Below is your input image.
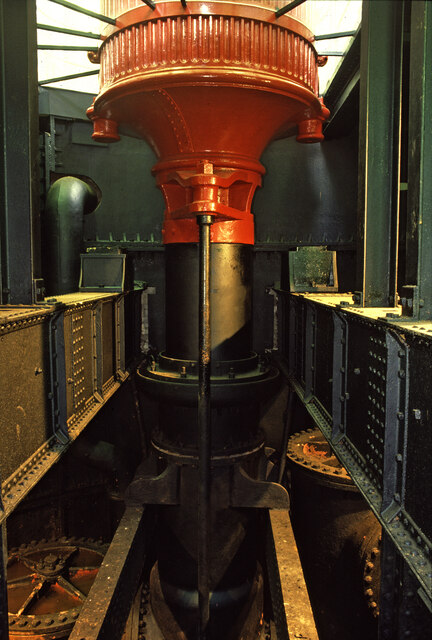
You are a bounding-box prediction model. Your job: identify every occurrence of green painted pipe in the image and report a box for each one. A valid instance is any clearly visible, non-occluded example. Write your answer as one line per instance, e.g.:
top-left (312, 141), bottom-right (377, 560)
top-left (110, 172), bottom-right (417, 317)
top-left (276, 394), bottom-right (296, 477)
top-left (44, 176), bottom-right (98, 295)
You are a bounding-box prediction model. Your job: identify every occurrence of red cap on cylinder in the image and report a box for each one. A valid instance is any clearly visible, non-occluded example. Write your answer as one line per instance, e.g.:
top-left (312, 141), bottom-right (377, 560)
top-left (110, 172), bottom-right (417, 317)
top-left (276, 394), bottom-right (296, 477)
top-left (89, 1), bottom-right (330, 243)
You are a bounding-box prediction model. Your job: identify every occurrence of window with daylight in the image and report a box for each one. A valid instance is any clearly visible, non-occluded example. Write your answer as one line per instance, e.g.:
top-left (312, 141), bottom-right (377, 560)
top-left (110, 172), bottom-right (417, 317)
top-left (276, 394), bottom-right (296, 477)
top-left (37, 0), bottom-right (362, 95)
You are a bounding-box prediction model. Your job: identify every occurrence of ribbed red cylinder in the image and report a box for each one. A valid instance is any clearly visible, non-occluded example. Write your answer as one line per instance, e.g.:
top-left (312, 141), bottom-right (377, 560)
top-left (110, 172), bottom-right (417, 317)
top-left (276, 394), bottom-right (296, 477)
top-left (99, 11), bottom-right (319, 96)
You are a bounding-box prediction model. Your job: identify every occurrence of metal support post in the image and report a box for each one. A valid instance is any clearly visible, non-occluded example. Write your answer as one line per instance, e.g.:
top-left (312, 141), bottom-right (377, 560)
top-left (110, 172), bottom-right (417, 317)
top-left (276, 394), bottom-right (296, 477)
top-left (47, 0), bottom-right (115, 25)
top-left (69, 506), bottom-right (150, 640)
top-left (197, 214), bottom-right (213, 638)
top-left (0, 0), bottom-right (41, 303)
top-left (0, 490), bottom-right (9, 640)
top-left (37, 23), bottom-right (101, 39)
top-left (275, 0), bottom-right (306, 19)
top-left (356, 1), bottom-right (404, 307)
top-left (38, 70), bottom-right (99, 86)
top-left (404, 1), bottom-right (432, 320)
top-left (277, 388), bottom-right (294, 484)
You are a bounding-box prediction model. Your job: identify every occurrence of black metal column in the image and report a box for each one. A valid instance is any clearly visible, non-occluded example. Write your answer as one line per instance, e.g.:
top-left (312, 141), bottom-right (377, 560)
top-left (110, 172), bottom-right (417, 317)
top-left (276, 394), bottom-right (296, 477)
top-left (356, 0), bottom-right (404, 307)
top-left (69, 506), bottom-right (149, 640)
top-left (197, 214), bottom-right (213, 638)
top-left (0, 0), bottom-right (40, 304)
top-left (0, 490), bottom-right (8, 640)
top-left (403, 1), bottom-right (432, 320)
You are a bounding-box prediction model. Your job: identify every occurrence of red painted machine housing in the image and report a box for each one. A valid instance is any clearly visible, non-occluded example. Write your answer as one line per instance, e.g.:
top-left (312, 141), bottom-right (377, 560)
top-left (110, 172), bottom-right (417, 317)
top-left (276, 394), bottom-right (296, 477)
top-left (88, 1), bottom-right (329, 244)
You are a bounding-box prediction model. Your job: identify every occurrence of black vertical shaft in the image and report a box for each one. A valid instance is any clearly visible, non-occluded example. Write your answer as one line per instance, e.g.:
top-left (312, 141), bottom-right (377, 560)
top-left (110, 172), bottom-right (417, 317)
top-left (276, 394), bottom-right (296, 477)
top-left (197, 214), bottom-right (213, 638)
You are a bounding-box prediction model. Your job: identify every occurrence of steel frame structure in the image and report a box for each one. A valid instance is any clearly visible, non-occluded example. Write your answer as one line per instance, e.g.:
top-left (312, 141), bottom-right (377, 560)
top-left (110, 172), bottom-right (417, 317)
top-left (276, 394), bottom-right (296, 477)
top-left (0, 1), bottom-right (431, 639)
top-left (280, 2), bottom-right (432, 637)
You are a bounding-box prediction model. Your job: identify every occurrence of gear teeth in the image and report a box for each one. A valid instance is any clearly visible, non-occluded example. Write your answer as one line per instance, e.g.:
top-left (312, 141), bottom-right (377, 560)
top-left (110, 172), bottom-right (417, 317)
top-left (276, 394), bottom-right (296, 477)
top-left (7, 538), bottom-right (106, 636)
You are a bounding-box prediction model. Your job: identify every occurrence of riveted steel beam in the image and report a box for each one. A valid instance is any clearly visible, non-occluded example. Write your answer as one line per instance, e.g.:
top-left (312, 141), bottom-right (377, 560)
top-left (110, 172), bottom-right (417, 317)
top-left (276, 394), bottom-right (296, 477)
top-left (0, 491), bottom-right (8, 640)
top-left (404, 1), bottom-right (432, 320)
top-left (69, 506), bottom-right (152, 640)
top-left (357, 1), bottom-right (404, 307)
top-left (0, 0), bottom-right (40, 303)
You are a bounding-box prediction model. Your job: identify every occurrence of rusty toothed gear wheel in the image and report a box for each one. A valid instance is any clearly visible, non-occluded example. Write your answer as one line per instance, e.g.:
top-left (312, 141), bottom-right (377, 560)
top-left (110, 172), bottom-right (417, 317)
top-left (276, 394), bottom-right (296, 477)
top-left (7, 537), bottom-right (108, 638)
top-left (286, 428), bottom-right (356, 490)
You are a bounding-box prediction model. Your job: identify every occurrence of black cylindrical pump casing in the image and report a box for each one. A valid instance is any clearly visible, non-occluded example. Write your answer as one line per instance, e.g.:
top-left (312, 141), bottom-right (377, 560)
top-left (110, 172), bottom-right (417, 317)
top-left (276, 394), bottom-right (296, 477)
top-left (138, 240), bottom-right (278, 639)
top-left (165, 243), bottom-right (252, 362)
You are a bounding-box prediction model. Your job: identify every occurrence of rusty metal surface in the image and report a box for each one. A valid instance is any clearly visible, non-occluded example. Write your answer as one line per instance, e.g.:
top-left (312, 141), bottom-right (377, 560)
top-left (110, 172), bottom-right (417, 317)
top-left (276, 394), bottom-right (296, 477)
top-left (1, 374), bottom-right (128, 524)
top-left (287, 429), bottom-right (380, 640)
top-left (68, 506), bottom-right (150, 640)
top-left (0, 306), bottom-right (52, 326)
top-left (0, 320), bottom-right (51, 481)
top-left (286, 428), bottom-right (356, 490)
top-left (284, 292), bottom-right (432, 612)
top-left (7, 538), bottom-right (107, 638)
top-left (0, 291), bottom-right (137, 522)
top-left (0, 497), bottom-right (8, 640)
top-left (102, 300), bottom-right (115, 385)
top-left (267, 510), bottom-right (319, 640)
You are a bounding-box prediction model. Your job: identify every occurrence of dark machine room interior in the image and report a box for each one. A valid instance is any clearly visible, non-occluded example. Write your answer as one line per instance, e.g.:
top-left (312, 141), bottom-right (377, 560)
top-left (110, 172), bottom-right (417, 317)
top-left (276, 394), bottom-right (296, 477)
top-left (0, 1), bottom-right (431, 638)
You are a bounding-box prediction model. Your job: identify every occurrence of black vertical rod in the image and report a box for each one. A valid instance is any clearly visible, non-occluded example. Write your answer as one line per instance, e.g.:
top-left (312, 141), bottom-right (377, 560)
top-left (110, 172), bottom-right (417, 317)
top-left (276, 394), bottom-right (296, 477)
top-left (197, 213), bottom-right (213, 638)
top-left (47, 0), bottom-right (116, 25)
top-left (278, 387), bottom-right (294, 485)
top-left (275, 0), bottom-right (306, 19)
top-left (0, 503), bottom-right (9, 640)
top-left (0, 0), bottom-right (40, 304)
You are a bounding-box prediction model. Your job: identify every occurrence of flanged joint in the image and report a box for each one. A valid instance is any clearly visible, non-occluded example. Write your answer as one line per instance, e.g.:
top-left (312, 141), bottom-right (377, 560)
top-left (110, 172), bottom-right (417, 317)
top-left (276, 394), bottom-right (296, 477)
top-left (296, 98), bottom-right (330, 144)
top-left (86, 99), bottom-right (120, 143)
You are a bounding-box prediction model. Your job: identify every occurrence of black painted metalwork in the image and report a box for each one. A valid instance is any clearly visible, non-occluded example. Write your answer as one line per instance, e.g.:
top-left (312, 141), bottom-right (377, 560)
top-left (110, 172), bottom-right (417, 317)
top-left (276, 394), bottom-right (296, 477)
top-left (230, 467), bottom-right (289, 510)
top-left (404, 1), bottom-right (432, 320)
top-left (0, 0), bottom-right (40, 304)
top-left (165, 244), bottom-right (252, 361)
top-left (357, 1), bottom-right (404, 307)
top-left (277, 388), bottom-right (294, 484)
top-left (314, 30), bottom-right (356, 41)
top-left (323, 30), bottom-right (360, 139)
top-left (37, 23), bottom-right (101, 39)
top-left (136, 232), bottom-right (284, 639)
top-left (37, 44), bottom-right (99, 51)
top-left (282, 291), bottom-right (432, 635)
top-left (0, 293), bottom-right (139, 524)
top-left (275, 0), bottom-right (306, 19)
top-left (38, 69), bottom-right (99, 86)
top-left (47, 0), bottom-right (116, 25)
top-left (0, 486), bottom-right (8, 640)
top-left (331, 310), bottom-right (348, 441)
top-left (48, 311), bottom-right (68, 442)
top-left (197, 215), bottom-right (213, 638)
top-left (68, 506), bottom-right (150, 640)
top-left (141, 0), bottom-right (156, 8)
top-left (44, 176), bottom-right (98, 295)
